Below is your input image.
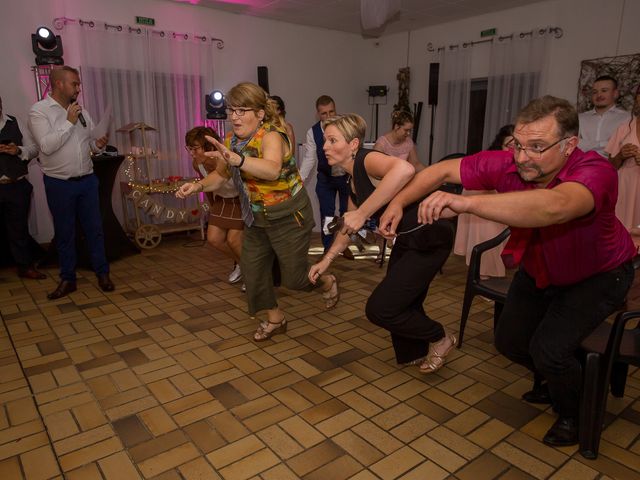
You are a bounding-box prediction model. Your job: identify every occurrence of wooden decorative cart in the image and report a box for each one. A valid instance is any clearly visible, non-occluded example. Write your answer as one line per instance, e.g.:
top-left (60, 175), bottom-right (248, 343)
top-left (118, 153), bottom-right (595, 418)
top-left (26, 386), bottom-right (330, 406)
top-left (117, 122), bottom-right (205, 249)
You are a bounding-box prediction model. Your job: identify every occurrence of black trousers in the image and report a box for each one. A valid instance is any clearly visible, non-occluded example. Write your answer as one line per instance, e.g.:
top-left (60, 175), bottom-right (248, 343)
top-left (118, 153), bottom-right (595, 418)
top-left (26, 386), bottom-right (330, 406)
top-left (0, 179), bottom-right (33, 268)
top-left (366, 219), bottom-right (455, 364)
top-left (495, 262), bottom-right (634, 418)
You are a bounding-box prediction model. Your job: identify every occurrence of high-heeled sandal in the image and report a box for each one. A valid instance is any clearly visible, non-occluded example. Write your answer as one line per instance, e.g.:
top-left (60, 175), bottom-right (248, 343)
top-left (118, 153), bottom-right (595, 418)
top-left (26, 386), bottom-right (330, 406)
top-left (402, 357), bottom-right (425, 367)
top-left (419, 334), bottom-right (457, 374)
top-left (253, 317), bottom-right (287, 342)
top-left (322, 274), bottom-right (339, 310)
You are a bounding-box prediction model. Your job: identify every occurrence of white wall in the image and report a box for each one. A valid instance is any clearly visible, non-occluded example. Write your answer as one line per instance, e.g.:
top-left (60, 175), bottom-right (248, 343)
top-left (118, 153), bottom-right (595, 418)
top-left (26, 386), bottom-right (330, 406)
top-left (355, 0), bottom-right (640, 163)
top-left (2, 0), bottom-right (639, 242)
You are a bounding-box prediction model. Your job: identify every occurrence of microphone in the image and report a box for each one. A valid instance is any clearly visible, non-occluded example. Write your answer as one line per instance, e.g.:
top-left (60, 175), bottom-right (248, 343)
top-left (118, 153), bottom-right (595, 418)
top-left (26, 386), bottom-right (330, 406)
top-left (78, 112), bottom-right (87, 128)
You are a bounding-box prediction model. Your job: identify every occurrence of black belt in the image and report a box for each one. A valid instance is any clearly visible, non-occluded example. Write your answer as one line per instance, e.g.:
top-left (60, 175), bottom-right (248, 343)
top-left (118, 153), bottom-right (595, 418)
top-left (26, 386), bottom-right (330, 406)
top-left (67, 173), bottom-right (93, 181)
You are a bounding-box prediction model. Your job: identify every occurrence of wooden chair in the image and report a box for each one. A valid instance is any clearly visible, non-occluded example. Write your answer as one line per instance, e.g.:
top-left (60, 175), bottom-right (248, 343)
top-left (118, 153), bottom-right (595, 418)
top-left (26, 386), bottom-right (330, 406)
top-left (458, 227), bottom-right (511, 347)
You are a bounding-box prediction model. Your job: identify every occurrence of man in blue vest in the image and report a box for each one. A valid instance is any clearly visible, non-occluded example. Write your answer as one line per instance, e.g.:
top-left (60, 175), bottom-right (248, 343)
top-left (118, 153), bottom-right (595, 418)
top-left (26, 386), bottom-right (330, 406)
top-left (299, 95), bottom-right (350, 253)
top-left (0, 96), bottom-right (45, 279)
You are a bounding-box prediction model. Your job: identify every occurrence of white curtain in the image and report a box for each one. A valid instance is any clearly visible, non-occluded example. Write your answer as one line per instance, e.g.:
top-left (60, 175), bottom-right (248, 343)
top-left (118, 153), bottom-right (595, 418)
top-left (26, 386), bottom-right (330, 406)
top-left (483, 31), bottom-right (550, 147)
top-left (60, 20), bottom-right (216, 222)
top-left (433, 46), bottom-right (472, 162)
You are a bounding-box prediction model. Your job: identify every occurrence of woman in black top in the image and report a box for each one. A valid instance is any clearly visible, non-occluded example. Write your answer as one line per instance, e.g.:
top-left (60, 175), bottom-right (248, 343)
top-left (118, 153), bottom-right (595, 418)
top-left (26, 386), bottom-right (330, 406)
top-left (309, 113), bottom-right (457, 374)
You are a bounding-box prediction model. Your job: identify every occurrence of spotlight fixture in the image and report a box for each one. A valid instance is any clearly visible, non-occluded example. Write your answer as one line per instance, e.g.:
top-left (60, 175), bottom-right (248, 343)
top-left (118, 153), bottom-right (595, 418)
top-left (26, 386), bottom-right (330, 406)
top-left (205, 90), bottom-right (226, 120)
top-left (31, 26), bottom-right (64, 65)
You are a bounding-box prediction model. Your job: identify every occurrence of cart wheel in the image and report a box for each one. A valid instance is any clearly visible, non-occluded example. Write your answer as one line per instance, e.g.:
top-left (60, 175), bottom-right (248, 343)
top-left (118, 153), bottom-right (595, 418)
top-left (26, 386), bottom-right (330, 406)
top-left (135, 224), bottom-right (162, 249)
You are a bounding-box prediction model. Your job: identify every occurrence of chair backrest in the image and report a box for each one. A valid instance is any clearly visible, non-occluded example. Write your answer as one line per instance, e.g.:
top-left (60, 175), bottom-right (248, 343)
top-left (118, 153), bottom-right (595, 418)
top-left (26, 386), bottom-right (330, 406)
top-left (469, 227), bottom-right (511, 284)
top-left (437, 153), bottom-right (466, 195)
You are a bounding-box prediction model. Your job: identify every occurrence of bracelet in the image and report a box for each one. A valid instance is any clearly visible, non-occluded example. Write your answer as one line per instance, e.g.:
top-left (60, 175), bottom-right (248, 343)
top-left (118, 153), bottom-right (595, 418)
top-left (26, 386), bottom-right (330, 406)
top-left (237, 152), bottom-right (245, 168)
top-left (195, 181), bottom-right (204, 192)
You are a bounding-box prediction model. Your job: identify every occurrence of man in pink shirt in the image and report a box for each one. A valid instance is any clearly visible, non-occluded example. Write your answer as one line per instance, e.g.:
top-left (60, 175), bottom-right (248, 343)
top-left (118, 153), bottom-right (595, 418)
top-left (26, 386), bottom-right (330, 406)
top-left (380, 95), bottom-right (635, 447)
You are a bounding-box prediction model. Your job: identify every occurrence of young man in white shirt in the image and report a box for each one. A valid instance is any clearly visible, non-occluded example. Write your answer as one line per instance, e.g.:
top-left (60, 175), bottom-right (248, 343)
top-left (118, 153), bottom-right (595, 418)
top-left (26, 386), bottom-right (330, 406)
top-left (578, 75), bottom-right (628, 157)
top-left (29, 66), bottom-right (114, 299)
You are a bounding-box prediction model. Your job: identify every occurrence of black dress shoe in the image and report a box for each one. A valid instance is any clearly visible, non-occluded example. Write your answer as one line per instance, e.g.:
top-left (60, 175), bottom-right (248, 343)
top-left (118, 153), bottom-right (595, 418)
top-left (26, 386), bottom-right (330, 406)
top-left (543, 417), bottom-right (578, 446)
top-left (522, 382), bottom-right (552, 404)
top-left (47, 280), bottom-right (77, 300)
top-left (18, 267), bottom-right (47, 280)
top-left (97, 274), bottom-right (115, 292)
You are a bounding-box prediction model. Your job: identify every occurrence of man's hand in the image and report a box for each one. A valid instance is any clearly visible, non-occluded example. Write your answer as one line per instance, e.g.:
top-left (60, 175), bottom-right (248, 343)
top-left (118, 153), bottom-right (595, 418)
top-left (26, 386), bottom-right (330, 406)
top-left (67, 102), bottom-right (82, 125)
top-left (417, 191), bottom-right (469, 224)
top-left (0, 143), bottom-right (19, 156)
top-left (95, 135), bottom-right (109, 150)
top-left (378, 202), bottom-right (403, 238)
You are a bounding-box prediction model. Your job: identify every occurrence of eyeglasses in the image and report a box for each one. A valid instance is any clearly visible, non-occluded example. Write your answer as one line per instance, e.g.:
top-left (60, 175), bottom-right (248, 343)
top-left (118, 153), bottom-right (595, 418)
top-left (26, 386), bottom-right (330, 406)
top-left (184, 145), bottom-right (203, 153)
top-left (225, 107), bottom-right (254, 117)
top-left (512, 136), bottom-right (571, 159)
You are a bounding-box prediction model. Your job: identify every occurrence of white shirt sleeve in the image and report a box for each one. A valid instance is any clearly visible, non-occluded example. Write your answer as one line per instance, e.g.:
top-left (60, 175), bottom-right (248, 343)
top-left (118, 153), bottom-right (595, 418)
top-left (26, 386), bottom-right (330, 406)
top-left (14, 118), bottom-right (39, 161)
top-left (298, 127), bottom-right (317, 182)
top-left (28, 105), bottom-right (74, 156)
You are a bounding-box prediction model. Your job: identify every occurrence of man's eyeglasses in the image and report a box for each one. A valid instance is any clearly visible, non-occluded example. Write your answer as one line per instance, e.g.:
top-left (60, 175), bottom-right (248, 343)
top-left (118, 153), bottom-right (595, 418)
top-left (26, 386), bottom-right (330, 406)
top-left (226, 107), bottom-right (254, 117)
top-left (512, 136), bottom-right (571, 159)
top-left (185, 145), bottom-right (203, 153)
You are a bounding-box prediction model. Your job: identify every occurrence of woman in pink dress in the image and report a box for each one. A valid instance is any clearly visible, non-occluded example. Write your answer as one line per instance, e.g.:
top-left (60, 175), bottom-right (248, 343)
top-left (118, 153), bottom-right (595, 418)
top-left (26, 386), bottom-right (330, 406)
top-left (606, 86), bottom-right (640, 231)
top-left (453, 125), bottom-right (514, 278)
top-left (374, 110), bottom-right (424, 172)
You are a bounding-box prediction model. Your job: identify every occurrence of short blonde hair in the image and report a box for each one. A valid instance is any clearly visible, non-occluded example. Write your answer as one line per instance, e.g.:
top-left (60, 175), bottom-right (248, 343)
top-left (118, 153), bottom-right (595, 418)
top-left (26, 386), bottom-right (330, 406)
top-left (323, 114), bottom-right (367, 146)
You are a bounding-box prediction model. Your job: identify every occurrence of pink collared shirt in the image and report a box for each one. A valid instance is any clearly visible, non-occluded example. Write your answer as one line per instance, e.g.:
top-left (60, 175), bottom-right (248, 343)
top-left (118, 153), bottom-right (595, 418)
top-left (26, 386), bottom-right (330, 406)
top-left (460, 149), bottom-right (635, 286)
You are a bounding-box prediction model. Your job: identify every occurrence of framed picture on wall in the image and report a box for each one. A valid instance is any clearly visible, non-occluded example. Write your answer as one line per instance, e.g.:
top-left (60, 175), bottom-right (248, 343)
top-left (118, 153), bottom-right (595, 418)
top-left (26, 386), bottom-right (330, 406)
top-left (577, 53), bottom-right (640, 112)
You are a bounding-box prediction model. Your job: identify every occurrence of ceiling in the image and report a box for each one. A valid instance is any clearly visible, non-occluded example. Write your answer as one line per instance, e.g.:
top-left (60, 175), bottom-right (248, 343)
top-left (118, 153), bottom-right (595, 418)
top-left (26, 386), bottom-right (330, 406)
top-left (172, 0), bottom-right (545, 36)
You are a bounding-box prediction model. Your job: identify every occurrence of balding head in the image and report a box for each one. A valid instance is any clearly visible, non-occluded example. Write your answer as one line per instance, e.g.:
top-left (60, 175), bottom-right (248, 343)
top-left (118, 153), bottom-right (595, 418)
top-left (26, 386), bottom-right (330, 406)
top-left (49, 66), bottom-right (81, 107)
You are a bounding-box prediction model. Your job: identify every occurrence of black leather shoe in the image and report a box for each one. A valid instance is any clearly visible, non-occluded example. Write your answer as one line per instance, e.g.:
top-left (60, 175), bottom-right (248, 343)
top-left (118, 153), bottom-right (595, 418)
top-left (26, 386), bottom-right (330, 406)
top-left (543, 417), bottom-right (578, 446)
top-left (522, 382), bottom-right (552, 404)
top-left (18, 267), bottom-right (47, 280)
top-left (97, 274), bottom-right (115, 292)
top-left (47, 280), bottom-right (77, 300)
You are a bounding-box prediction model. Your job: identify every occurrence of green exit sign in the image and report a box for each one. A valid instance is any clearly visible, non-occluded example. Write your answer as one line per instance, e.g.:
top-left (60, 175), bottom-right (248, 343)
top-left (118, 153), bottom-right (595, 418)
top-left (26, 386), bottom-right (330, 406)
top-left (136, 16), bottom-right (155, 26)
top-left (481, 28), bottom-right (497, 37)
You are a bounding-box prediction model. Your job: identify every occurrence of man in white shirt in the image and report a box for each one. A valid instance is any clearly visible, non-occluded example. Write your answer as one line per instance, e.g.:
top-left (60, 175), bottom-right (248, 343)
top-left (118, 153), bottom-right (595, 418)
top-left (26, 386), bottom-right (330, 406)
top-left (29, 66), bottom-right (114, 299)
top-left (0, 96), bottom-right (45, 279)
top-left (578, 75), bottom-right (628, 157)
top-left (298, 95), bottom-right (350, 253)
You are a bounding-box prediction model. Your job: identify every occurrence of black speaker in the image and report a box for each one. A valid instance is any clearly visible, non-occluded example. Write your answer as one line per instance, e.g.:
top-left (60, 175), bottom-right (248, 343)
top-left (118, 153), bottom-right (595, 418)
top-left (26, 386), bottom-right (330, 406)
top-left (428, 63), bottom-right (440, 106)
top-left (257, 66), bottom-right (269, 93)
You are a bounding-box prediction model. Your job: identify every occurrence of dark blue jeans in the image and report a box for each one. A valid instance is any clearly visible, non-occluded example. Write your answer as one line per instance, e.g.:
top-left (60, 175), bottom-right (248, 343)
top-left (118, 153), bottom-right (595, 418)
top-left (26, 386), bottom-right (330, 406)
top-left (495, 262), bottom-right (634, 418)
top-left (44, 174), bottom-right (109, 281)
top-left (315, 172), bottom-right (349, 250)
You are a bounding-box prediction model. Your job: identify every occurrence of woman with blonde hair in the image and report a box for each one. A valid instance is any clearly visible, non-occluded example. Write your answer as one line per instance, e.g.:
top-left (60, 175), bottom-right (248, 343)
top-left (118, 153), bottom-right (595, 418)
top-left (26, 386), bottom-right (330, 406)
top-left (178, 82), bottom-right (338, 341)
top-left (309, 114), bottom-right (457, 374)
top-left (374, 110), bottom-right (424, 172)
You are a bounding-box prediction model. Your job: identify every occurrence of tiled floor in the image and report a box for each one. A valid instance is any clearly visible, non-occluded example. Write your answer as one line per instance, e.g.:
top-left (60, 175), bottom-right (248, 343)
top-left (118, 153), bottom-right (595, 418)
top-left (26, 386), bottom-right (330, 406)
top-left (1, 233), bottom-right (639, 480)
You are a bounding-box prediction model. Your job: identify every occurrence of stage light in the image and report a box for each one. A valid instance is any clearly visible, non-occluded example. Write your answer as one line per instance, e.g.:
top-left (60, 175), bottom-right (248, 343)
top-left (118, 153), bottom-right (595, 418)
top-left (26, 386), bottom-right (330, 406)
top-left (205, 90), bottom-right (226, 120)
top-left (31, 26), bottom-right (64, 65)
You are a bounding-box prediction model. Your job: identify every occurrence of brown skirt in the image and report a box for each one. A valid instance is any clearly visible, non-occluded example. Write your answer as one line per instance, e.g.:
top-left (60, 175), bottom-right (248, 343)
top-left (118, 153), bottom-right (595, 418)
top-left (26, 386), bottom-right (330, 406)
top-left (208, 195), bottom-right (244, 230)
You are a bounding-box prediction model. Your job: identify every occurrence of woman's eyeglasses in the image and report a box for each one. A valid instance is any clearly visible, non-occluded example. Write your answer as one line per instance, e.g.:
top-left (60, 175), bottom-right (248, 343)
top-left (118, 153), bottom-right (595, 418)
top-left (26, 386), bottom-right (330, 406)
top-left (226, 107), bottom-right (254, 117)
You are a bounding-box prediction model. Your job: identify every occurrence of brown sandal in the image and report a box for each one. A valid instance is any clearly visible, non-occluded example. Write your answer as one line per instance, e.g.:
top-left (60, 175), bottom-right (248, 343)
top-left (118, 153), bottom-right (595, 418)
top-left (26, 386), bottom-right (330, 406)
top-left (322, 274), bottom-right (339, 310)
top-left (419, 334), bottom-right (457, 374)
top-left (253, 318), bottom-right (287, 342)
